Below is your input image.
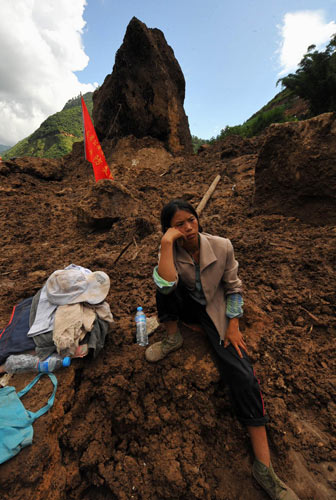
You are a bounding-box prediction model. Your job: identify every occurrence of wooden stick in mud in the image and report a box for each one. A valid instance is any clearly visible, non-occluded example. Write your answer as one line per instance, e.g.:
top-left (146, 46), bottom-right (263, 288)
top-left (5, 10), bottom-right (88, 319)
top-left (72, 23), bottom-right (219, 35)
top-left (196, 174), bottom-right (221, 215)
top-left (112, 239), bottom-right (134, 265)
top-left (300, 306), bottom-right (323, 324)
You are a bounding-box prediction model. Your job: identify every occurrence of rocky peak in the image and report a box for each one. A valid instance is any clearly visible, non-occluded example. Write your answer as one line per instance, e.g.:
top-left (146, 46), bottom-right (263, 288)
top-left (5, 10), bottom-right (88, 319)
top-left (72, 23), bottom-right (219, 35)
top-left (92, 17), bottom-right (193, 155)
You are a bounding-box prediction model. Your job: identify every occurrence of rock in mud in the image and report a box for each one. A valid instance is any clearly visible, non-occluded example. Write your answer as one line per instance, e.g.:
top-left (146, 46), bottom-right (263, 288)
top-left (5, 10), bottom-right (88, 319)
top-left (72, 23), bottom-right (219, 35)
top-left (76, 180), bottom-right (140, 229)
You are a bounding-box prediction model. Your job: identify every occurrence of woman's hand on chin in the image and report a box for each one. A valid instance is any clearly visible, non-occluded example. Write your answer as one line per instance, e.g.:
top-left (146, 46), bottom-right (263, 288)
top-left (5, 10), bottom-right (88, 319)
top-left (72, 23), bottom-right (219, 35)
top-left (161, 227), bottom-right (185, 245)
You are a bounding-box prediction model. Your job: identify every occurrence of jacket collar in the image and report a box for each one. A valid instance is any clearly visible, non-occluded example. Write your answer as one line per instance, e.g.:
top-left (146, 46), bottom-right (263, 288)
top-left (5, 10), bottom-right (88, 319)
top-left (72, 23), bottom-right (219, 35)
top-left (199, 233), bottom-right (217, 271)
top-left (175, 233), bottom-right (217, 271)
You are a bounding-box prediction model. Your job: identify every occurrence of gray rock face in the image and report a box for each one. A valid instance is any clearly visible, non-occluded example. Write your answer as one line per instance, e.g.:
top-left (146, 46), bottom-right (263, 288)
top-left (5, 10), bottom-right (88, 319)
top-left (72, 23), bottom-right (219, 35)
top-left (92, 17), bottom-right (193, 155)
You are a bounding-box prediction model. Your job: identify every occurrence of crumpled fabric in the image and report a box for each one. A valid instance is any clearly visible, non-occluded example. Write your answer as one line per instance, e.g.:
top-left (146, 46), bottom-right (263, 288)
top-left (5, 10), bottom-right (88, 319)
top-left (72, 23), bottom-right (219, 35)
top-left (27, 285), bottom-right (57, 337)
top-left (84, 301), bottom-right (114, 325)
top-left (33, 318), bottom-right (110, 360)
top-left (52, 301), bottom-right (113, 356)
top-left (30, 287), bottom-right (113, 359)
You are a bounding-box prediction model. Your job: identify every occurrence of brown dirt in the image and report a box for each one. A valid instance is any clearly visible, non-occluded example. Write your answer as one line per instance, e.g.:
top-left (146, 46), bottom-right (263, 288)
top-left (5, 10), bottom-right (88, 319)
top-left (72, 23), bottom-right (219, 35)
top-left (0, 132), bottom-right (335, 500)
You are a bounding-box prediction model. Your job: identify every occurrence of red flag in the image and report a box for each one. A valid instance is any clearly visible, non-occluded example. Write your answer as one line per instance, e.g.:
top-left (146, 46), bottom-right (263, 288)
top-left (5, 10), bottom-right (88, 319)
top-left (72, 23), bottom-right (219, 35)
top-left (81, 96), bottom-right (113, 181)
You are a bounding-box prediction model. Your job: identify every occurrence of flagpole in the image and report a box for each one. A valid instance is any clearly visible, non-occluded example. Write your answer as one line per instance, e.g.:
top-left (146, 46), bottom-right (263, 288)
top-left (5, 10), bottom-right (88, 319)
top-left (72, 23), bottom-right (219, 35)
top-left (80, 93), bottom-right (87, 162)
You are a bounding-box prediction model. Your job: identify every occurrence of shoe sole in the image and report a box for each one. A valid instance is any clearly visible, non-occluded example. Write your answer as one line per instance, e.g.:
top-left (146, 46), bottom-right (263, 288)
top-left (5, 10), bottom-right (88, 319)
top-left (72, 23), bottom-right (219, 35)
top-left (252, 469), bottom-right (275, 499)
top-left (146, 340), bottom-right (183, 363)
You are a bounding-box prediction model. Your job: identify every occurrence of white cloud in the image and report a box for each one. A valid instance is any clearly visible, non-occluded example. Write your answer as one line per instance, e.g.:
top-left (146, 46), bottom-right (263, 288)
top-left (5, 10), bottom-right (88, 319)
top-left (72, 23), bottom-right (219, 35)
top-left (0, 0), bottom-right (96, 146)
top-left (277, 10), bottom-right (336, 76)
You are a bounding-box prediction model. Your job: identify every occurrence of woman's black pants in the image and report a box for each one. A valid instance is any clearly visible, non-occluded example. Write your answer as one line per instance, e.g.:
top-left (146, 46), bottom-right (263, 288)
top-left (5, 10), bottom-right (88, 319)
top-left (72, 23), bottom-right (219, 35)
top-left (156, 283), bottom-right (268, 427)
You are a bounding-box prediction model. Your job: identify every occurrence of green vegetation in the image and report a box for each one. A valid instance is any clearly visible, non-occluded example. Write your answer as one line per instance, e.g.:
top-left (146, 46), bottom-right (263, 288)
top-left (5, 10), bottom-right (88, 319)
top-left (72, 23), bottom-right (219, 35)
top-left (206, 35), bottom-right (336, 146)
top-left (277, 34), bottom-right (336, 115)
top-left (62, 91), bottom-right (95, 111)
top-left (191, 135), bottom-right (207, 153)
top-left (209, 104), bottom-right (297, 143)
top-left (3, 92), bottom-right (93, 160)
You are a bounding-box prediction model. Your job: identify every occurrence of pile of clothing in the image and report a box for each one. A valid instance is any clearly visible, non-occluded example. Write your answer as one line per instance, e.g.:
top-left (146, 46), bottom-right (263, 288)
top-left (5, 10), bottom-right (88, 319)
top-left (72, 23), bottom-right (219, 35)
top-left (0, 264), bottom-right (114, 365)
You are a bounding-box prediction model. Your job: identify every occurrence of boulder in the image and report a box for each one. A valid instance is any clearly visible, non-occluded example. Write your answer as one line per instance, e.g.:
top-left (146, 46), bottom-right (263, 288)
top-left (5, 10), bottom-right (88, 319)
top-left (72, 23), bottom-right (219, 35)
top-left (197, 144), bottom-right (210, 154)
top-left (92, 17), bottom-right (193, 155)
top-left (253, 113), bottom-right (336, 224)
top-left (77, 180), bottom-right (139, 229)
top-left (220, 135), bottom-right (256, 159)
top-left (76, 180), bottom-right (156, 242)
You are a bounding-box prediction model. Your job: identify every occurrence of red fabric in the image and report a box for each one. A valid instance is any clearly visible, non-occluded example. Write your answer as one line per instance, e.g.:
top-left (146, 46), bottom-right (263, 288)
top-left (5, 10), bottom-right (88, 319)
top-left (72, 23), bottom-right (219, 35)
top-left (81, 97), bottom-right (113, 181)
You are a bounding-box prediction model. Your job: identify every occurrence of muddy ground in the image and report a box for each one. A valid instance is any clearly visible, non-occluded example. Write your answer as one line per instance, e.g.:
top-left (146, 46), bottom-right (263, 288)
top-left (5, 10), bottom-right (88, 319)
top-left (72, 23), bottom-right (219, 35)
top-left (0, 134), bottom-right (335, 500)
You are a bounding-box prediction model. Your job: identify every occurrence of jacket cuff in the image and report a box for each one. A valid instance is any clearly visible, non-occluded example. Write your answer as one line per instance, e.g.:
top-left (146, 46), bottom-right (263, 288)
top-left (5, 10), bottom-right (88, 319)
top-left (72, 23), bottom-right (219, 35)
top-left (153, 266), bottom-right (176, 294)
top-left (226, 293), bottom-right (244, 318)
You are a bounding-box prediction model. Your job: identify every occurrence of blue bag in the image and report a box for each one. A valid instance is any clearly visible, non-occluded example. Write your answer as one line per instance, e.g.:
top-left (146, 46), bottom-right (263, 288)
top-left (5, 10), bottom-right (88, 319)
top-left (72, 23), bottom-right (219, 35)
top-left (0, 296), bottom-right (35, 364)
top-left (0, 373), bottom-right (57, 464)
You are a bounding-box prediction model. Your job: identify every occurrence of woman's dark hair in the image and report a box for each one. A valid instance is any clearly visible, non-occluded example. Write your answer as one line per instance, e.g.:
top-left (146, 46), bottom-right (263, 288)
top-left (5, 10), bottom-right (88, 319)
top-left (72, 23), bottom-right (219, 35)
top-left (160, 199), bottom-right (203, 233)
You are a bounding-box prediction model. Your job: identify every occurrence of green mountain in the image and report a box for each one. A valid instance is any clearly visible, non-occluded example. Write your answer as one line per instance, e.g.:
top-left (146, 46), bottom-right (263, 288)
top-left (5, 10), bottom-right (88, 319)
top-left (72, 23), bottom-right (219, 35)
top-left (207, 89), bottom-right (308, 144)
top-left (2, 92), bottom-right (93, 160)
top-left (2, 88), bottom-right (307, 159)
top-left (206, 37), bottom-right (336, 144)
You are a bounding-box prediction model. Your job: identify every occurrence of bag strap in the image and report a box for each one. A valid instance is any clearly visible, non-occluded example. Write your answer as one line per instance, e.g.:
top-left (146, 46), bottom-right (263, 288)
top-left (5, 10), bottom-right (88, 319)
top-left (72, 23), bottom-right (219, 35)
top-left (17, 373), bottom-right (58, 421)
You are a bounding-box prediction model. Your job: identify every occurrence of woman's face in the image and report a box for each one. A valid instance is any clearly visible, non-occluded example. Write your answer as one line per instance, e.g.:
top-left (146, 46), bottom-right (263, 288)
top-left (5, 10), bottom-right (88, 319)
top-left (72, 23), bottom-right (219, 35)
top-left (170, 209), bottom-right (199, 246)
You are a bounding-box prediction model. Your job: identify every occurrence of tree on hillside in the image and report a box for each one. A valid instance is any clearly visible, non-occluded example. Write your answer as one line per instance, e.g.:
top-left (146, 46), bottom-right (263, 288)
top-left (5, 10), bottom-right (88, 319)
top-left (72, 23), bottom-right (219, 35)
top-left (191, 135), bottom-right (208, 153)
top-left (277, 34), bottom-right (336, 115)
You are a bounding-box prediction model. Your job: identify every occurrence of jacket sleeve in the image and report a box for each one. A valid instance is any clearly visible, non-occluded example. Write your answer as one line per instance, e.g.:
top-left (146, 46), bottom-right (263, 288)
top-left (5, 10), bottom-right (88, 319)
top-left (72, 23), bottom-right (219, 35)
top-left (153, 265), bottom-right (177, 294)
top-left (153, 247), bottom-right (178, 295)
top-left (226, 293), bottom-right (244, 318)
top-left (222, 239), bottom-right (243, 295)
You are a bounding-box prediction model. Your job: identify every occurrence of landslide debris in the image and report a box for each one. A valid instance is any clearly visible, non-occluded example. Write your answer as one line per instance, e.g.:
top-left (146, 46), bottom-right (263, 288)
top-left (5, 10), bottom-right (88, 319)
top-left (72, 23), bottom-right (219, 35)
top-left (0, 16), bottom-right (335, 500)
top-left (0, 123), bottom-right (335, 500)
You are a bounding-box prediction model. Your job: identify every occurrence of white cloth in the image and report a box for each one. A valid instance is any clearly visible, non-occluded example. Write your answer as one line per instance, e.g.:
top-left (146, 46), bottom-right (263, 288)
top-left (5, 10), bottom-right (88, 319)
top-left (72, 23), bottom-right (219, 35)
top-left (27, 285), bottom-right (57, 337)
top-left (27, 264), bottom-right (94, 337)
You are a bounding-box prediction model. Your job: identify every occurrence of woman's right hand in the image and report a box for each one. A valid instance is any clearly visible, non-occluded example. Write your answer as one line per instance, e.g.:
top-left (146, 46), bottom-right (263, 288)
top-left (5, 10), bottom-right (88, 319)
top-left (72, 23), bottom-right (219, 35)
top-left (158, 228), bottom-right (183, 282)
top-left (161, 227), bottom-right (184, 245)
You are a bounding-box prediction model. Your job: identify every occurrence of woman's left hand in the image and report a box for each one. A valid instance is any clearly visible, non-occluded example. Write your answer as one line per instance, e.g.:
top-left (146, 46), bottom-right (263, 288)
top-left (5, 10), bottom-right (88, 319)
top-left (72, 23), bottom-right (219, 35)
top-left (224, 318), bottom-right (248, 358)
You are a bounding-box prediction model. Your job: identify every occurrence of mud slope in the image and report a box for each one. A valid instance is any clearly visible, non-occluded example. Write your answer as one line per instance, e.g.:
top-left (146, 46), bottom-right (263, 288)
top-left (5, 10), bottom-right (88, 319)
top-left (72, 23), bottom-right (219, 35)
top-left (0, 133), bottom-right (335, 500)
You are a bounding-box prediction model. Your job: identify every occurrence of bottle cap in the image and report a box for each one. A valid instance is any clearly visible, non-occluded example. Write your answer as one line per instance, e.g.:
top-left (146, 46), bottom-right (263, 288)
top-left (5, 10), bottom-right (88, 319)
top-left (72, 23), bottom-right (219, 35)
top-left (62, 357), bottom-right (71, 367)
top-left (137, 306), bottom-right (143, 311)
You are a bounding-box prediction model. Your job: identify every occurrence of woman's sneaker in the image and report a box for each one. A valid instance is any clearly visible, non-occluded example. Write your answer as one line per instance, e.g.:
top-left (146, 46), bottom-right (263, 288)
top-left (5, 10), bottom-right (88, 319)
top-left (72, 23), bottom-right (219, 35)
top-left (145, 330), bottom-right (183, 362)
top-left (252, 459), bottom-right (300, 500)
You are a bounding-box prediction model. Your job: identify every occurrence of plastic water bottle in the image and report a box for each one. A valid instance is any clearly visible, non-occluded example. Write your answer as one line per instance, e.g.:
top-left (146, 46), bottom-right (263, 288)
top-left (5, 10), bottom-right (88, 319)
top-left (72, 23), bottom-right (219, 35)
top-left (37, 354), bottom-right (71, 373)
top-left (135, 307), bottom-right (148, 346)
top-left (4, 353), bottom-right (71, 374)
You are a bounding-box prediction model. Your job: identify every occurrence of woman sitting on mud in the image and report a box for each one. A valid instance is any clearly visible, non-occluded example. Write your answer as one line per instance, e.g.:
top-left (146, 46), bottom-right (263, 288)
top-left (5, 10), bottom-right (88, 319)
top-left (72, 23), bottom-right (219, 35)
top-left (145, 199), bottom-right (299, 500)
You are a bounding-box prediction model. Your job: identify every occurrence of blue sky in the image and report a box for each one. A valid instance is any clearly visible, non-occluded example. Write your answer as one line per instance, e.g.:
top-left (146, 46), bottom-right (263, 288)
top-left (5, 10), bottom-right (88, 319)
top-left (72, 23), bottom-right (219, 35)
top-left (78, 0), bottom-right (336, 139)
top-left (0, 0), bottom-right (335, 145)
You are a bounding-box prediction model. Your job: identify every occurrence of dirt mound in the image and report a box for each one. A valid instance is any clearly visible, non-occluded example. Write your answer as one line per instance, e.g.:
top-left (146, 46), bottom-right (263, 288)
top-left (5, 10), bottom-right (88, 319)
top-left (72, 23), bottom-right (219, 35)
top-left (92, 17), bottom-right (192, 155)
top-left (254, 112), bottom-right (336, 225)
top-left (2, 156), bottom-right (64, 180)
top-left (0, 125), bottom-right (335, 500)
top-left (219, 135), bottom-right (257, 159)
top-left (77, 180), bottom-right (140, 229)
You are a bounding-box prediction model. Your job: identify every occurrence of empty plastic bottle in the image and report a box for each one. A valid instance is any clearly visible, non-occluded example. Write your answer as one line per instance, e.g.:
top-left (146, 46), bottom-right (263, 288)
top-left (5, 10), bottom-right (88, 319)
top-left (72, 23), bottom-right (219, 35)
top-left (135, 306), bottom-right (148, 346)
top-left (4, 353), bottom-right (71, 374)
